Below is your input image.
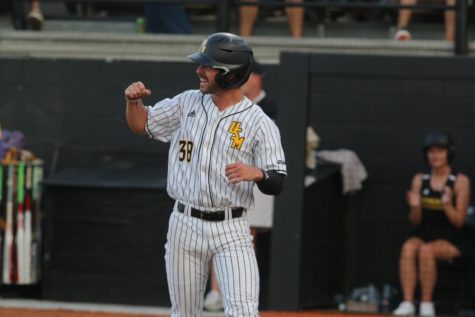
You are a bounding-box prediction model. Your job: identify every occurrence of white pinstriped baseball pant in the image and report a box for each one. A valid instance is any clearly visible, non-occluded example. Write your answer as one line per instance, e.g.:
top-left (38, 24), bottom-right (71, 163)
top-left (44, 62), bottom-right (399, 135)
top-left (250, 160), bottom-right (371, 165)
top-left (165, 203), bottom-right (259, 317)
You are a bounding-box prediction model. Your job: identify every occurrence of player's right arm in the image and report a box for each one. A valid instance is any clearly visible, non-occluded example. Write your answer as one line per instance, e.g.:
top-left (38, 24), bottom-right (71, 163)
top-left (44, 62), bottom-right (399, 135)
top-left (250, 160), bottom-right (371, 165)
top-left (124, 81), bottom-right (151, 135)
top-left (407, 173), bottom-right (423, 226)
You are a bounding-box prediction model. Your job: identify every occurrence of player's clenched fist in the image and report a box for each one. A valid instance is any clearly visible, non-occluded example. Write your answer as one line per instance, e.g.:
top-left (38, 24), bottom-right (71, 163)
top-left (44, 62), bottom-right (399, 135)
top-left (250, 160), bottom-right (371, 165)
top-left (225, 162), bottom-right (264, 184)
top-left (124, 81), bottom-right (151, 102)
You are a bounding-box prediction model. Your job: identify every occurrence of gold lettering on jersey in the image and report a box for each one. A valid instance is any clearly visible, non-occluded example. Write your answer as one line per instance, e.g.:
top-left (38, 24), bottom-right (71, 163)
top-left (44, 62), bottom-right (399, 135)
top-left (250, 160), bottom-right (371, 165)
top-left (228, 121), bottom-right (245, 150)
top-left (421, 197), bottom-right (445, 211)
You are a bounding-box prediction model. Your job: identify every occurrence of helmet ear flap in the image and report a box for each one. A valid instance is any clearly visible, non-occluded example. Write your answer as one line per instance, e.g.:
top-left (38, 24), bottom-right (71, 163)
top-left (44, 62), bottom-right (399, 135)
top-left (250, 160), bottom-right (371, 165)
top-left (215, 69), bottom-right (228, 89)
top-left (448, 146), bottom-right (455, 162)
top-left (215, 66), bottom-right (252, 89)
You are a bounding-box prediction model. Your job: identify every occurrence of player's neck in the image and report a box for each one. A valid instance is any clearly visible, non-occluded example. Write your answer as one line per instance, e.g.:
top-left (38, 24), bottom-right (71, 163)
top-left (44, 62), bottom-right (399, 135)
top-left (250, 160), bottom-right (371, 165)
top-left (431, 165), bottom-right (450, 177)
top-left (212, 89), bottom-right (244, 111)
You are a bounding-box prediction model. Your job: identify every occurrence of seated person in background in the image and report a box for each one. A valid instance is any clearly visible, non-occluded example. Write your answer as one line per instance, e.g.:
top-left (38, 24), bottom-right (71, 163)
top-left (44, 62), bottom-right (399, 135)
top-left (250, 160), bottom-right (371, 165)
top-left (27, 0), bottom-right (44, 30)
top-left (241, 61), bottom-right (277, 119)
top-left (239, 0), bottom-right (304, 38)
top-left (393, 131), bottom-right (470, 317)
top-left (394, 0), bottom-right (455, 42)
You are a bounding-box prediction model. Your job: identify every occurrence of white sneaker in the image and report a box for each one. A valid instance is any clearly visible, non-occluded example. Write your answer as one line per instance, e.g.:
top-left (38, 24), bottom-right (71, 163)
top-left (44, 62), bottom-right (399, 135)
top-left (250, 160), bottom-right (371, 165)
top-left (419, 302), bottom-right (435, 317)
top-left (394, 28), bottom-right (412, 41)
top-left (393, 301), bottom-right (415, 316)
top-left (203, 290), bottom-right (224, 311)
top-left (27, 10), bottom-right (44, 30)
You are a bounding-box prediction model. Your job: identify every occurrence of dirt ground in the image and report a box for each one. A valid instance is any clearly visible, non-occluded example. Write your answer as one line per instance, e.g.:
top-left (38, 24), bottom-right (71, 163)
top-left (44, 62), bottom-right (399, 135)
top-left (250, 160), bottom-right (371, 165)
top-left (0, 307), bottom-right (390, 317)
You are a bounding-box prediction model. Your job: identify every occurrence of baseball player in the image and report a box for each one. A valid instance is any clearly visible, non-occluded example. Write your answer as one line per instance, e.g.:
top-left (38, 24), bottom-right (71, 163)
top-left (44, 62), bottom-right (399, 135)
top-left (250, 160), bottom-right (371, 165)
top-left (204, 60), bottom-right (278, 312)
top-left (124, 32), bottom-right (287, 317)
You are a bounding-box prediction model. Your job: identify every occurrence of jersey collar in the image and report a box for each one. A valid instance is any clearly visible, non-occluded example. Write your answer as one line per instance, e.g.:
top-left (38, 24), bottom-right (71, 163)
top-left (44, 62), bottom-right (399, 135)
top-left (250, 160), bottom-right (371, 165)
top-left (203, 93), bottom-right (253, 118)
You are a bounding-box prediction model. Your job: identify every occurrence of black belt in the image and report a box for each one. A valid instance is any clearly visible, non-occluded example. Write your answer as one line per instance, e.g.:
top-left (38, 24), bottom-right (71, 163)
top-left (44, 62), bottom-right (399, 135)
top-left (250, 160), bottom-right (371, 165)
top-left (177, 202), bottom-right (244, 221)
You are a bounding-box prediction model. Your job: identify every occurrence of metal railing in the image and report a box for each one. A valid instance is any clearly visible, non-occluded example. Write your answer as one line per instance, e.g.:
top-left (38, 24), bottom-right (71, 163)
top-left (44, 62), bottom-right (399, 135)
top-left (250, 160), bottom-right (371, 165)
top-left (11, 0), bottom-right (471, 54)
top-left (230, 0), bottom-right (469, 55)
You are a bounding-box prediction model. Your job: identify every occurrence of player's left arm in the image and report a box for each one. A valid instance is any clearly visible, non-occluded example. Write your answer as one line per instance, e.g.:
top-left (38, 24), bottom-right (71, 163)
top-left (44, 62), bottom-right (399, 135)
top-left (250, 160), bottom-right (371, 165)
top-left (224, 163), bottom-right (285, 195)
top-left (442, 173), bottom-right (471, 228)
top-left (225, 116), bottom-right (287, 195)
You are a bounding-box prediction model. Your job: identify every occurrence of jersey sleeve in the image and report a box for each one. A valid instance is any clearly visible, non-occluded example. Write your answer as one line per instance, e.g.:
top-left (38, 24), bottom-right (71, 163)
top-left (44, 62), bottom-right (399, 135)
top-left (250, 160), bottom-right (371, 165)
top-left (254, 117), bottom-right (287, 175)
top-left (146, 94), bottom-right (181, 142)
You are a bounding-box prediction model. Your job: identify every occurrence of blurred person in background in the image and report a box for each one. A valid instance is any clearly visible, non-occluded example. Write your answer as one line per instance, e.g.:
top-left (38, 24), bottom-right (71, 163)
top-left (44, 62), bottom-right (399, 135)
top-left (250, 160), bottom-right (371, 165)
top-left (240, 61), bottom-right (277, 119)
top-left (203, 61), bottom-right (278, 312)
top-left (393, 131), bottom-right (470, 317)
top-left (27, 0), bottom-right (43, 30)
top-left (144, 4), bottom-right (192, 34)
top-left (394, 0), bottom-right (455, 41)
top-left (239, 0), bottom-right (304, 38)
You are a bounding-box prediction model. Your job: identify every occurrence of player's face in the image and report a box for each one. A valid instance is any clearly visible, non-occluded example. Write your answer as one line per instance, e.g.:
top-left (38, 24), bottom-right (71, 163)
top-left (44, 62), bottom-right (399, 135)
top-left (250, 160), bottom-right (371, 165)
top-left (196, 65), bottom-right (220, 94)
top-left (427, 146), bottom-right (449, 168)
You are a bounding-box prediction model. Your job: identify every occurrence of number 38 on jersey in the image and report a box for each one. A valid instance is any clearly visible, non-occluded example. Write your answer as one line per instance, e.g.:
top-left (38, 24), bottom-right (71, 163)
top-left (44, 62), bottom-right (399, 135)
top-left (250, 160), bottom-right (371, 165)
top-left (179, 140), bottom-right (193, 162)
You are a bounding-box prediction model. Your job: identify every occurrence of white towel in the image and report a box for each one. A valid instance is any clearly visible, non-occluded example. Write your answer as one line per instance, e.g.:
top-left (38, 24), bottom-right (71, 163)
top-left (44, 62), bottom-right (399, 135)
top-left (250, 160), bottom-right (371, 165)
top-left (247, 185), bottom-right (274, 228)
top-left (316, 149), bottom-right (368, 194)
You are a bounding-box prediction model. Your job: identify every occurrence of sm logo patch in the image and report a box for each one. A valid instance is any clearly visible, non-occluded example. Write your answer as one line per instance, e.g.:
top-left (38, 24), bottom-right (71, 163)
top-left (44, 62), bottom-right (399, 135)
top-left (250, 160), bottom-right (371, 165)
top-left (228, 121), bottom-right (245, 150)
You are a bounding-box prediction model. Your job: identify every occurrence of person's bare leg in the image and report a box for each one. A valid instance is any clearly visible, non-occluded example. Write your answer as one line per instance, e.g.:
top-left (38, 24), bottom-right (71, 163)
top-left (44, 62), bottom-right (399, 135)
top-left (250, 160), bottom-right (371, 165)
top-left (419, 240), bottom-right (460, 302)
top-left (399, 238), bottom-right (424, 301)
top-left (31, 0), bottom-right (41, 12)
top-left (240, 0), bottom-right (259, 37)
top-left (28, 0), bottom-right (43, 30)
top-left (444, 0), bottom-right (455, 42)
top-left (285, 0), bottom-right (303, 38)
top-left (250, 227), bottom-right (258, 252)
top-left (210, 265), bottom-right (220, 292)
top-left (418, 243), bottom-right (437, 302)
top-left (397, 0), bottom-right (417, 29)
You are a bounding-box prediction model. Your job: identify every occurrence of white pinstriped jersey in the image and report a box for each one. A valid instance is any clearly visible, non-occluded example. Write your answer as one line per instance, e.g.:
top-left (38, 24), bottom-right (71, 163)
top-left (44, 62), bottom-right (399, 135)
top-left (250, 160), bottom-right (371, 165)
top-left (146, 89), bottom-right (286, 211)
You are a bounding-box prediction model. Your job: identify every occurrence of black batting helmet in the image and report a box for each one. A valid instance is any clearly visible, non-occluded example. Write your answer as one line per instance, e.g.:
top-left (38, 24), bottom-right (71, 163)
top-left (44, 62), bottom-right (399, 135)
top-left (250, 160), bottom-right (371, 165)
top-left (187, 32), bottom-right (254, 89)
top-left (423, 130), bottom-right (455, 162)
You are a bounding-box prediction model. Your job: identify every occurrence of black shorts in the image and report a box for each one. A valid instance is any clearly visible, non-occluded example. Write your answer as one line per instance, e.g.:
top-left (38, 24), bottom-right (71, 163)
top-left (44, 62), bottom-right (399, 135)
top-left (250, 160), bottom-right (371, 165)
top-left (412, 226), bottom-right (470, 257)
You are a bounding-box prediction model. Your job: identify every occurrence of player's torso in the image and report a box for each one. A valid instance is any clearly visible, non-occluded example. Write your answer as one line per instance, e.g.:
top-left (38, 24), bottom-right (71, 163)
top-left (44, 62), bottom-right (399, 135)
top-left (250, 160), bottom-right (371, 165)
top-left (167, 92), bottom-right (262, 209)
top-left (419, 171), bottom-right (459, 237)
top-left (420, 172), bottom-right (456, 212)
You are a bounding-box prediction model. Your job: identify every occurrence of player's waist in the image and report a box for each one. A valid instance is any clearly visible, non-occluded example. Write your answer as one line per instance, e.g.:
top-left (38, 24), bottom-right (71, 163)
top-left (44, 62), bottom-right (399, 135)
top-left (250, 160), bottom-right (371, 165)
top-left (175, 201), bottom-right (245, 222)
